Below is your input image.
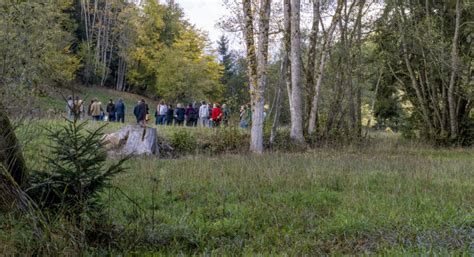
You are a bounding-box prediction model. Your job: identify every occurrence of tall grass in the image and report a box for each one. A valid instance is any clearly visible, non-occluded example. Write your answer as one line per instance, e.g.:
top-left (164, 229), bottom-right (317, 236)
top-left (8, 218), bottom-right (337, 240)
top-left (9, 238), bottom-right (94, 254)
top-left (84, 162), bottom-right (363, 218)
top-left (3, 120), bottom-right (473, 255)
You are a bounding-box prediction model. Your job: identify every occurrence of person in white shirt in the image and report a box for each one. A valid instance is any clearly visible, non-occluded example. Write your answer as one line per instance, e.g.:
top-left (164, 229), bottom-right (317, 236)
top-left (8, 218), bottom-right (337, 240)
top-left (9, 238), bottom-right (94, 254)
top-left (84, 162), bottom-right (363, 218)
top-left (156, 101), bottom-right (168, 125)
top-left (198, 101), bottom-right (210, 127)
top-left (66, 96), bottom-right (74, 120)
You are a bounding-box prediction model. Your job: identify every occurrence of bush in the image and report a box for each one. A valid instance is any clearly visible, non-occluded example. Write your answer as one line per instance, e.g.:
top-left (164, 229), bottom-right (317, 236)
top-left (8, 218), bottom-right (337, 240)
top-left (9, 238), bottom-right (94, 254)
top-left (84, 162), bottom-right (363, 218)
top-left (170, 130), bottom-right (197, 154)
top-left (27, 119), bottom-right (128, 216)
top-left (207, 127), bottom-right (249, 154)
top-left (264, 128), bottom-right (307, 152)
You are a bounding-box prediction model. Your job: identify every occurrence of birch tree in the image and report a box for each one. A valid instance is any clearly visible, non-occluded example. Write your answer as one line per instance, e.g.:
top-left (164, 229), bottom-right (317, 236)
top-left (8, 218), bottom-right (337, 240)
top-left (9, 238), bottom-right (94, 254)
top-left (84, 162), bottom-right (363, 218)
top-left (288, 0), bottom-right (305, 143)
top-left (242, 0), bottom-right (272, 153)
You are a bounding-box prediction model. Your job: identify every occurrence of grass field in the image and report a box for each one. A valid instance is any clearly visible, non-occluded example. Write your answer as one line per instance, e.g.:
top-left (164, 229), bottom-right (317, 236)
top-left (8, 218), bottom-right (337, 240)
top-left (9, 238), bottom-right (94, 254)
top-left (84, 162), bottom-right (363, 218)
top-left (4, 119), bottom-right (472, 256)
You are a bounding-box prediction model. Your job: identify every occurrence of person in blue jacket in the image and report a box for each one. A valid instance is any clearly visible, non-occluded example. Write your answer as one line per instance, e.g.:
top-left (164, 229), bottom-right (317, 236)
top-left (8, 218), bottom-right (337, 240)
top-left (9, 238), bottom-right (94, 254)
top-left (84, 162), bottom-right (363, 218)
top-left (115, 98), bottom-right (126, 123)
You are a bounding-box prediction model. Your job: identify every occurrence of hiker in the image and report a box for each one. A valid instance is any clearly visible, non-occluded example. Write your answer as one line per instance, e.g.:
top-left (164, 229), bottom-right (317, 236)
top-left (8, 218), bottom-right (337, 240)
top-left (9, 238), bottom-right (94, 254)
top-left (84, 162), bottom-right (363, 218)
top-left (87, 99), bottom-right (95, 118)
top-left (90, 98), bottom-right (103, 121)
top-left (74, 96), bottom-right (84, 120)
top-left (239, 105), bottom-right (248, 128)
top-left (174, 103), bottom-right (185, 126)
top-left (210, 103), bottom-right (223, 128)
top-left (185, 103), bottom-right (198, 127)
top-left (115, 98), bottom-right (125, 123)
top-left (166, 104), bottom-right (174, 125)
top-left (156, 101), bottom-right (168, 125)
top-left (240, 104), bottom-right (252, 129)
top-left (66, 96), bottom-right (74, 120)
top-left (133, 100), bottom-right (141, 124)
top-left (199, 101), bottom-right (209, 127)
top-left (207, 103), bottom-right (213, 127)
top-left (222, 104), bottom-right (230, 126)
top-left (106, 99), bottom-right (116, 122)
top-left (134, 99), bottom-right (148, 127)
top-left (145, 101), bottom-right (150, 123)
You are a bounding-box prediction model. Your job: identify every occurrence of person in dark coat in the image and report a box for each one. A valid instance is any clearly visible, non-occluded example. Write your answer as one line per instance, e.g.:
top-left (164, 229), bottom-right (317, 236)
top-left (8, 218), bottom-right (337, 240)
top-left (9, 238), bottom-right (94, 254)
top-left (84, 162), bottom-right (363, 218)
top-left (115, 98), bottom-right (125, 123)
top-left (106, 99), bottom-right (116, 122)
top-left (166, 104), bottom-right (174, 125)
top-left (133, 100), bottom-right (140, 124)
top-left (135, 99), bottom-right (148, 127)
top-left (185, 103), bottom-right (198, 127)
top-left (174, 103), bottom-right (186, 126)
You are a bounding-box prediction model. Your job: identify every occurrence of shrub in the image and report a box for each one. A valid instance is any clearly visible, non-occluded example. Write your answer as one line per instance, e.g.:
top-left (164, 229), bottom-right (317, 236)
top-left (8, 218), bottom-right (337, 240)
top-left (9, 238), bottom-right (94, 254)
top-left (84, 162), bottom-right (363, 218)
top-left (264, 128), bottom-right (306, 152)
top-left (27, 119), bottom-right (128, 216)
top-left (171, 130), bottom-right (197, 154)
top-left (207, 127), bottom-right (249, 154)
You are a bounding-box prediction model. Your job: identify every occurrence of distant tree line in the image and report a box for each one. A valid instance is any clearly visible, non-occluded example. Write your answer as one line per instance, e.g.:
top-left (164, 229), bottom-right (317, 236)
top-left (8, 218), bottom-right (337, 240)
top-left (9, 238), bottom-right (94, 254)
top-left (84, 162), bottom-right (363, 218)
top-left (221, 0), bottom-right (473, 151)
top-left (0, 0), bottom-right (251, 106)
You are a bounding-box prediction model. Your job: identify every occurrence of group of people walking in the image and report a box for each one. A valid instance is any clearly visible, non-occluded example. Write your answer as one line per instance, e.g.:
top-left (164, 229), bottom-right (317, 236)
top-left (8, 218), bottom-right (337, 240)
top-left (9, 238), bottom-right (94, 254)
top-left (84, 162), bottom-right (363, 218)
top-left (66, 96), bottom-right (126, 122)
top-left (153, 101), bottom-right (230, 128)
top-left (67, 95), bottom-right (255, 129)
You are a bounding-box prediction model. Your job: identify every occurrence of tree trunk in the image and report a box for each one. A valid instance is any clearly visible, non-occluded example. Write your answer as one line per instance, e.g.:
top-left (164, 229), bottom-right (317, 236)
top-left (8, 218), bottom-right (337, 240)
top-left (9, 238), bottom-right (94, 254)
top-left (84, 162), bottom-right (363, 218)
top-left (355, 0), bottom-right (365, 138)
top-left (283, 0), bottom-right (292, 112)
top-left (0, 106), bottom-right (32, 214)
top-left (365, 71), bottom-right (382, 138)
top-left (305, 0), bottom-right (321, 128)
top-left (243, 0), bottom-right (272, 154)
top-left (270, 59), bottom-right (286, 145)
top-left (398, 7), bottom-right (434, 134)
top-left (0, 105), bottom-right (28, 187)
top-left (0, 164), bottom-right (31, 214)
top-left (289, 0), bottom-right (304, 143)
top-left (307, 0), bottom-right (344, 135)
top-left (448, 0), bottom-right (461, 139)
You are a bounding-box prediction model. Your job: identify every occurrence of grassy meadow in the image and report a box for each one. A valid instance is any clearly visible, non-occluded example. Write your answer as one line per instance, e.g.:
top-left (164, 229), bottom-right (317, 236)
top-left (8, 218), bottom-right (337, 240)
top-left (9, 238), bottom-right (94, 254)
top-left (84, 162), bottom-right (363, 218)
top-left (2, 119), bottom-right (472, 256)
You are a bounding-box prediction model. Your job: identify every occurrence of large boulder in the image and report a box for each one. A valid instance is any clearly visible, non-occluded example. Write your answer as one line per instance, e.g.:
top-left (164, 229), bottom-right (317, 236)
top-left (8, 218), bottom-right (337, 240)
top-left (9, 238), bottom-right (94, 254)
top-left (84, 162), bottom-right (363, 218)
top-left (103, 124), bottom-right (158, 156)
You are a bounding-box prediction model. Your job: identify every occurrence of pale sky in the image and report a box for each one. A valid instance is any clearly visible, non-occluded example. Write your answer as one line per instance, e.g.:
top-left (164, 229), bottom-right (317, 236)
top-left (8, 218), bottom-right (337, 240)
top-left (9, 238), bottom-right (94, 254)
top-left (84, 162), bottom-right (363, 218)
top-left (177, 0), bottom-right (228, 48)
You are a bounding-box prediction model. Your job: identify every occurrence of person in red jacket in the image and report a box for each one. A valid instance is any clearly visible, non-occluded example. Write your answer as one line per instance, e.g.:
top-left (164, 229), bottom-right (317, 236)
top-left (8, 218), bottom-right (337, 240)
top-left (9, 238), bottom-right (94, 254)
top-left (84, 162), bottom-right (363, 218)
top-left (210, 103), bottom-right (223, 127)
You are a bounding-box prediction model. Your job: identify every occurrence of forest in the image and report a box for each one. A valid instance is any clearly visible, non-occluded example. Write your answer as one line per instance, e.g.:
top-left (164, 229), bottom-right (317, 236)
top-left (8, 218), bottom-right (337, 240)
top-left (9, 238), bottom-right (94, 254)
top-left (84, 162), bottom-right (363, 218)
top-left (0, 0), bottom-right (473, 255)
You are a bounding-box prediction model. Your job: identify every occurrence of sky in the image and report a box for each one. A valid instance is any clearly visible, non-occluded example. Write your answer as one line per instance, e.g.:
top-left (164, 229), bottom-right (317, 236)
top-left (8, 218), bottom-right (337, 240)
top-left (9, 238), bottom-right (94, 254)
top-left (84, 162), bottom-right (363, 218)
top-left (177, 0), bottom-right (228, 48)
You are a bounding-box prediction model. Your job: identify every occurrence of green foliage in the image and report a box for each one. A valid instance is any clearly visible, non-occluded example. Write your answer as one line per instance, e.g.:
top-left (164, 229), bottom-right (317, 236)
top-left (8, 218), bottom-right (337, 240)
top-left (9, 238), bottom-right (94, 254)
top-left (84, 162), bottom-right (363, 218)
top-left (155, 33), bottom-right (224, 103)
top-left (170, 130), bottom-right (197, 154)
top-left (217, 36), bottom-right (249, 109)
top-left (372, 1), bottom-right (474, 143)
top-left (206, 127), bottom-right (249, 154)
top-left (27, 119), bottom-right (128, 215)
top-left (0, 0), bottom-right (79, 85)
top-left (120, 1), bottom-right (223, 100)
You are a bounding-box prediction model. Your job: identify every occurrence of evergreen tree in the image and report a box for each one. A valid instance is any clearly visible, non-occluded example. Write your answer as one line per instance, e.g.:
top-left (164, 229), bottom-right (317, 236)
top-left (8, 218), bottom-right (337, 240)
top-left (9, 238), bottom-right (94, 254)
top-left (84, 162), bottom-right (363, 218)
top-left (217, 35), bottom-right (235, 86)
top-left (217, 35), bottom-right (249, 108)
top-left (28, 119), bottom-right (128, 215)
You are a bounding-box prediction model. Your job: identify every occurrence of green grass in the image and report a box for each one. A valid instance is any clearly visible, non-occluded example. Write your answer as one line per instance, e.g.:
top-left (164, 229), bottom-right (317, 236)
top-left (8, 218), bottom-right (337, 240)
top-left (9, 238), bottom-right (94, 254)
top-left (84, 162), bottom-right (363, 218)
top-left (6, 120), bottom-right (473, 255)
top-left (36, 85), bottom-right (159, 121)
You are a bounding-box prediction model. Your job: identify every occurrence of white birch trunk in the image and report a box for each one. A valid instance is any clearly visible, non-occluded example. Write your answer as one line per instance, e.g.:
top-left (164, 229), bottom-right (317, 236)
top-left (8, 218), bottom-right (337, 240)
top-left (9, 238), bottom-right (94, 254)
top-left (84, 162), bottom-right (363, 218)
top-left (289, 0), bottom-right (304, 142)
top-left (242, 0), bottom-right (272, 154)
top-left (448, 0), bottom-right (461, 138)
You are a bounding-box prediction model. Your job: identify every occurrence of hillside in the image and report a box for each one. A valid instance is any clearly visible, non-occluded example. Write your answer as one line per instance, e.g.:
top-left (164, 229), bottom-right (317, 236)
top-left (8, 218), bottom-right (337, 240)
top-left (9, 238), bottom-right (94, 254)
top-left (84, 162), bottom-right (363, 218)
top-left (37, 85), bottom-right (159, 120)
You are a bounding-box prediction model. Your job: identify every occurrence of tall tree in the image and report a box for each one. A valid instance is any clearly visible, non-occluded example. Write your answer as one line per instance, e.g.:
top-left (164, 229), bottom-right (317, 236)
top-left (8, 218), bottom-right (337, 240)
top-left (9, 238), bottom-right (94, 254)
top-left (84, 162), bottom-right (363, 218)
top-left (218, 35), bottom-right (235, 87)
top-left (448, 0), bottom-right (461, 139)
top-left (242, 0), bottom-right (272, 153)
top-left (307, 0), bottom-right (344, 134)
top-left (289, 0), bottom-right (305, 143)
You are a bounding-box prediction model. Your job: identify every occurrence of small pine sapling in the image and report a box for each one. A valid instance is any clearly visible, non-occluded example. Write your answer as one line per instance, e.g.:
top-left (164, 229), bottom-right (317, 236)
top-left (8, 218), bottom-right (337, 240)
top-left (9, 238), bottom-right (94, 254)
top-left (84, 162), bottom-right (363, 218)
top-left (27, 118), bottom-right (129, 216)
